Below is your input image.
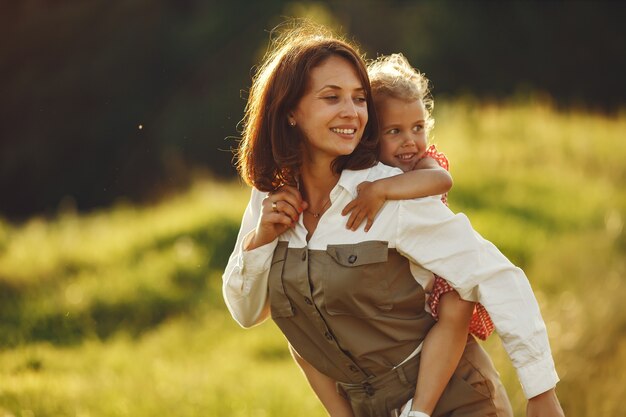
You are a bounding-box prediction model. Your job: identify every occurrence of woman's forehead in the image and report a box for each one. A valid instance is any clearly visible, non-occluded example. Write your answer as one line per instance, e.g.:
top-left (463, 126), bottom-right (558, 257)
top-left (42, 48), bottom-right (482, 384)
top-left (306, 55), bottom-right (364, 91)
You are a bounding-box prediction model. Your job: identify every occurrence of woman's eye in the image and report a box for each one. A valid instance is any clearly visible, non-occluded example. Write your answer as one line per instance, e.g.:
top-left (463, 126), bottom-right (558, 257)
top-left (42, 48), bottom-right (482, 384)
top-left (324, 96), bottom-right (339, 101)
top-left (354, 96), bottom-right (367, 103)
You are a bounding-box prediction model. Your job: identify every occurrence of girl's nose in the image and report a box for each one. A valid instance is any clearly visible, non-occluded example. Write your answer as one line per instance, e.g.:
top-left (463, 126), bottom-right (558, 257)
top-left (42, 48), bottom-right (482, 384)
top-left (401, 135), bottom-right (414, 147)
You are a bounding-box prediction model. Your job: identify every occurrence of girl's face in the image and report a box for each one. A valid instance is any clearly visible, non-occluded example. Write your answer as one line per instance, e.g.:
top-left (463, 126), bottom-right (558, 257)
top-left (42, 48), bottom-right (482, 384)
top-left (290, 55), bottom-right (368, 164)
top-left (377, 97), bottom-right (427, 172)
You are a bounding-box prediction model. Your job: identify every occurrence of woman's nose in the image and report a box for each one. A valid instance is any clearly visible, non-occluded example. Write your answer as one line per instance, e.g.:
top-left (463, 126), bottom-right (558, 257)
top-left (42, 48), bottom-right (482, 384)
top-left (339, 98), bottom-right (358, 118)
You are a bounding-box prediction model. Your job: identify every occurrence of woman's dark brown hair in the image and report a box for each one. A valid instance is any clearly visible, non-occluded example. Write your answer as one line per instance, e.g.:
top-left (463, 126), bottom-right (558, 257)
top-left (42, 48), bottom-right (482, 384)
top-left (236, 20), bottom-right (379, 191)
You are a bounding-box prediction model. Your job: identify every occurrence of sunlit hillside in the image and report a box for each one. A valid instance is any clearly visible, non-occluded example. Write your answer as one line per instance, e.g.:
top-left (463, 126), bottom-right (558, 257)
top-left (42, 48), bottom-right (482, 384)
top-left (0, 100), bottom-right (624, 417)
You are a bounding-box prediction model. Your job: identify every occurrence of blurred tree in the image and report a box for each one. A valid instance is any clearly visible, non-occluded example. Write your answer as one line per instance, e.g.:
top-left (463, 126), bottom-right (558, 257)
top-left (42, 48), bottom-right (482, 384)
top-left (0, 0), bottom-right (285, 218)
top-left (1, 0), bottom-right (625, 218)
top-left (334, 0), bottom-right (626, 106)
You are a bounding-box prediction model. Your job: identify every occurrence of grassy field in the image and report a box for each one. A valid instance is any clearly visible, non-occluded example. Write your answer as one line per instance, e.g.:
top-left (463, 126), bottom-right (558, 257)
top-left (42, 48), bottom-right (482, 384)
top-left (1, 99), bottom-right (624, 416)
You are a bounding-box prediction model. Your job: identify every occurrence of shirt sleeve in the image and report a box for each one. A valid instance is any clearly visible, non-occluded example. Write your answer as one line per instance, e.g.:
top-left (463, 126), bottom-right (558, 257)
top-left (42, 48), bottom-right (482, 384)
top-left (222, 187), bottom-right (278, 328)
top-left (395, 196), bottom-right (559, 399)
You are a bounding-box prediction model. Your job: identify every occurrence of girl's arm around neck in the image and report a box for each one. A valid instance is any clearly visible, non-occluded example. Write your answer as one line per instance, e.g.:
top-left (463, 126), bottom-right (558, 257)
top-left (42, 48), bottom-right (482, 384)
top-left (384, 157), bottom-right (452, 201)
top-left (343, 157), bottom-right (452, 231)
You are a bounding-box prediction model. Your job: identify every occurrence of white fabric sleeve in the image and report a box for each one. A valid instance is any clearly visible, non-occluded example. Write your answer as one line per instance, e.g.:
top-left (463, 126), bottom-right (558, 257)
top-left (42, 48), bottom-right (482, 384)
top-left (222, 187), bottom-right (278, 328)
top-left (396, 196), bottom-right (559, 399)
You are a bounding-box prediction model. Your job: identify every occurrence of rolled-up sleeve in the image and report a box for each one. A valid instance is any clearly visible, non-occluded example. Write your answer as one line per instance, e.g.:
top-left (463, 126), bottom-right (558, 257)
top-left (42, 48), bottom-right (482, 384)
top-left (396, 196), bottom-right (559, 398)
top-left (222, 188), bottom-right (277, 328)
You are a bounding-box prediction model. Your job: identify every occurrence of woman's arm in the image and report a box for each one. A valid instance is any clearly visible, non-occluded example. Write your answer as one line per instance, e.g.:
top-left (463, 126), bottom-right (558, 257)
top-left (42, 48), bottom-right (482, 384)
top-left (410, 291), bottom-right (474, 415)
top-left (343, 157), bottom-right (452, 231)
top-left (222, 187), bottom-right (274, 327)
top-left (222, 186), bottom-right (305, 328)
top-left (289, 345), bottom-right (355, 417)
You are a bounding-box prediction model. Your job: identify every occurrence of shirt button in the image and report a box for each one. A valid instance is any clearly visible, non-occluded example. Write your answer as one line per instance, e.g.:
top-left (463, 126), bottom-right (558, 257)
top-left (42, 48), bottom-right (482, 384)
top-left (301, 251), bottom-right (307, 261)
top-left (304, 297), bottom-right (313, 305)
top-left (348, 254), bottom-right (357, 264)
top-left (324, 331), bottom-right (333, 341)
top-left (349, 365), bottom-right (359, 373)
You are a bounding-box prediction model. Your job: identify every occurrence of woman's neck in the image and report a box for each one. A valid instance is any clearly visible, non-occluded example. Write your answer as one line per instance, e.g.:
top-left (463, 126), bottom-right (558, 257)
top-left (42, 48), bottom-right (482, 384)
top-left (299, 160), bottom-right (339, 210)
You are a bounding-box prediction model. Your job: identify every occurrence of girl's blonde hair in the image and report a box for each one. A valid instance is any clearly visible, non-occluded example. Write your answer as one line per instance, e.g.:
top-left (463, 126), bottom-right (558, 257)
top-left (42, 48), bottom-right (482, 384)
top-left (367, 53), bottom-right (434, 132)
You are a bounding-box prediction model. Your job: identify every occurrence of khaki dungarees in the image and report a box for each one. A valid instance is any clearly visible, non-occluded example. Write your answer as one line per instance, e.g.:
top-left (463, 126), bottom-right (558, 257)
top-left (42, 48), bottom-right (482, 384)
top-left (268, 240), bottom-right (513, 417)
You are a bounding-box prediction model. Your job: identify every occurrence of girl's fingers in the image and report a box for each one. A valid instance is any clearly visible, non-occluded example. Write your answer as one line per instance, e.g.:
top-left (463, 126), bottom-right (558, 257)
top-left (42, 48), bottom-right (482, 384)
top-left (364, 216), bottom-right (375, 232)
top-left (350, 211), bottom-right (367, 231)
top-left (345, 210), bottom-right (356, 229)
top-left (346, 208), bottom-right (364, 230)
top-left (342, 200), bottom-right (357, 216)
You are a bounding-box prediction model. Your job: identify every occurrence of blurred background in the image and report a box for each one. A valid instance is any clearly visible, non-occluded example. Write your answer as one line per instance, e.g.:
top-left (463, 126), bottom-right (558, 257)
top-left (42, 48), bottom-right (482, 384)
top-left (1, 1), bottom-right (625, 416)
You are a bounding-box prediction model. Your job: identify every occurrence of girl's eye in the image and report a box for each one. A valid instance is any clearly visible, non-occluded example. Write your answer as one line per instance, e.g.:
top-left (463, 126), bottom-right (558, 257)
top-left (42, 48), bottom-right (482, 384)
top-left (386, 128), bottom-right (399, 135)
top-left (413, 124), bottom-right (424, 132)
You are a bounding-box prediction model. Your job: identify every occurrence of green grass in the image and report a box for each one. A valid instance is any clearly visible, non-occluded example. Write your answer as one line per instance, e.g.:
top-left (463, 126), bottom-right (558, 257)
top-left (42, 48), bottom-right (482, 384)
top-left (1, 99), bottom-right (625, 416)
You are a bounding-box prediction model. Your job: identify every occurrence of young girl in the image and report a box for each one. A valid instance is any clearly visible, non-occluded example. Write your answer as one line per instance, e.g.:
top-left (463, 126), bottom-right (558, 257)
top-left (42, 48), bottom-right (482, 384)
top-left (346, 53), bottom-right (498, 416)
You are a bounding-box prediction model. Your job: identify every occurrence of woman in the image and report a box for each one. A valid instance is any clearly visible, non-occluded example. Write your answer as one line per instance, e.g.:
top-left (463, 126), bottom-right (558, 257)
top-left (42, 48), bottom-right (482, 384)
top-left (223, 21), bottom-right (563, 417)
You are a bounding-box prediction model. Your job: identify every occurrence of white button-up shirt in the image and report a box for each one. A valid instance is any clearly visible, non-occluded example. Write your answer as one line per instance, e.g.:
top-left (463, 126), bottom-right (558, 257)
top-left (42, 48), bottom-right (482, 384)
top-left (223, 162), bottom-right (559, 399)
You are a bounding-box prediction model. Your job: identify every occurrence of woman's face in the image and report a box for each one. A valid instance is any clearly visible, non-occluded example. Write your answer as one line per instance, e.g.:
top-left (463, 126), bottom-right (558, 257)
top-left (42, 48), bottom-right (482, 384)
top-left (377, 97), bottom-right (428, 172)
top-left (290, 55), bottom-right (368, 163)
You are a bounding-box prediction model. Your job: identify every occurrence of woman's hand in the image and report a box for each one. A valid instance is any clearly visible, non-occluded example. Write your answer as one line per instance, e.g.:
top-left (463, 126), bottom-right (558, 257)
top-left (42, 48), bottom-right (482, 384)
top-left (526, 388), bottom-right (565, 417)
top-left (245, 185), bottom-right (307, 250)
top-left (342, 180), bottom-right (386, 232)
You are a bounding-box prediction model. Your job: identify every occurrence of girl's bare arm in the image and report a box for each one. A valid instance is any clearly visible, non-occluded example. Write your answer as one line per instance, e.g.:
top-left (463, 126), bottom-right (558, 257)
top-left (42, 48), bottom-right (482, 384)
top-left (343, 157), bottom-right (452, 231)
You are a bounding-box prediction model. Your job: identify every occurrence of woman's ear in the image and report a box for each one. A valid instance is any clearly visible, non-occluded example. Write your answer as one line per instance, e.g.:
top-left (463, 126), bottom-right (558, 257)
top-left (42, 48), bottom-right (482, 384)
top-left (287, 112), bottom-right (296, 127)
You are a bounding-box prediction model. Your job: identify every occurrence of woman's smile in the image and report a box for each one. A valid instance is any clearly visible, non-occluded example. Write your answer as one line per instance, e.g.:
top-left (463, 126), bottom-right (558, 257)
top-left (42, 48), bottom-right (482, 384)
top-left (290, 55), bottom-right (368, 162)
top-left (330, 126), bottom-right (358, 138)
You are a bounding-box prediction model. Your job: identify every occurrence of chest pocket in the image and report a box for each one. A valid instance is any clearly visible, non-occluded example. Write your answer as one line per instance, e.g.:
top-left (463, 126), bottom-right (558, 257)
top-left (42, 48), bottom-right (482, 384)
top-left (323, 240), bottom-right (392, 318)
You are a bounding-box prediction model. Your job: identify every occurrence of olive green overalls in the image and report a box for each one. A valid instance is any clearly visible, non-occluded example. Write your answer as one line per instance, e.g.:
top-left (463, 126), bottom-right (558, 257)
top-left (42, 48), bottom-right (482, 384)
top-left (268, 240), bottom-right (513, 417)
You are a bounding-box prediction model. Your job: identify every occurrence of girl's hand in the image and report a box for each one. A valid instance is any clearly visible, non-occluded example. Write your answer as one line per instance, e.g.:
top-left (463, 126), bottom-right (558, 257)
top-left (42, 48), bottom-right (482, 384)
top-left (341, 181), bottom-right (386, 232)
top-left (245, 185), bottom-right (307, 250)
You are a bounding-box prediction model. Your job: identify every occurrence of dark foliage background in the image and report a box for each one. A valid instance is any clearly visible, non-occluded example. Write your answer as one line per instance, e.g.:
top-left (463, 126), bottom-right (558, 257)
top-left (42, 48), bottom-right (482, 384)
top-left (2, 0), bottom-right (625, 219)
